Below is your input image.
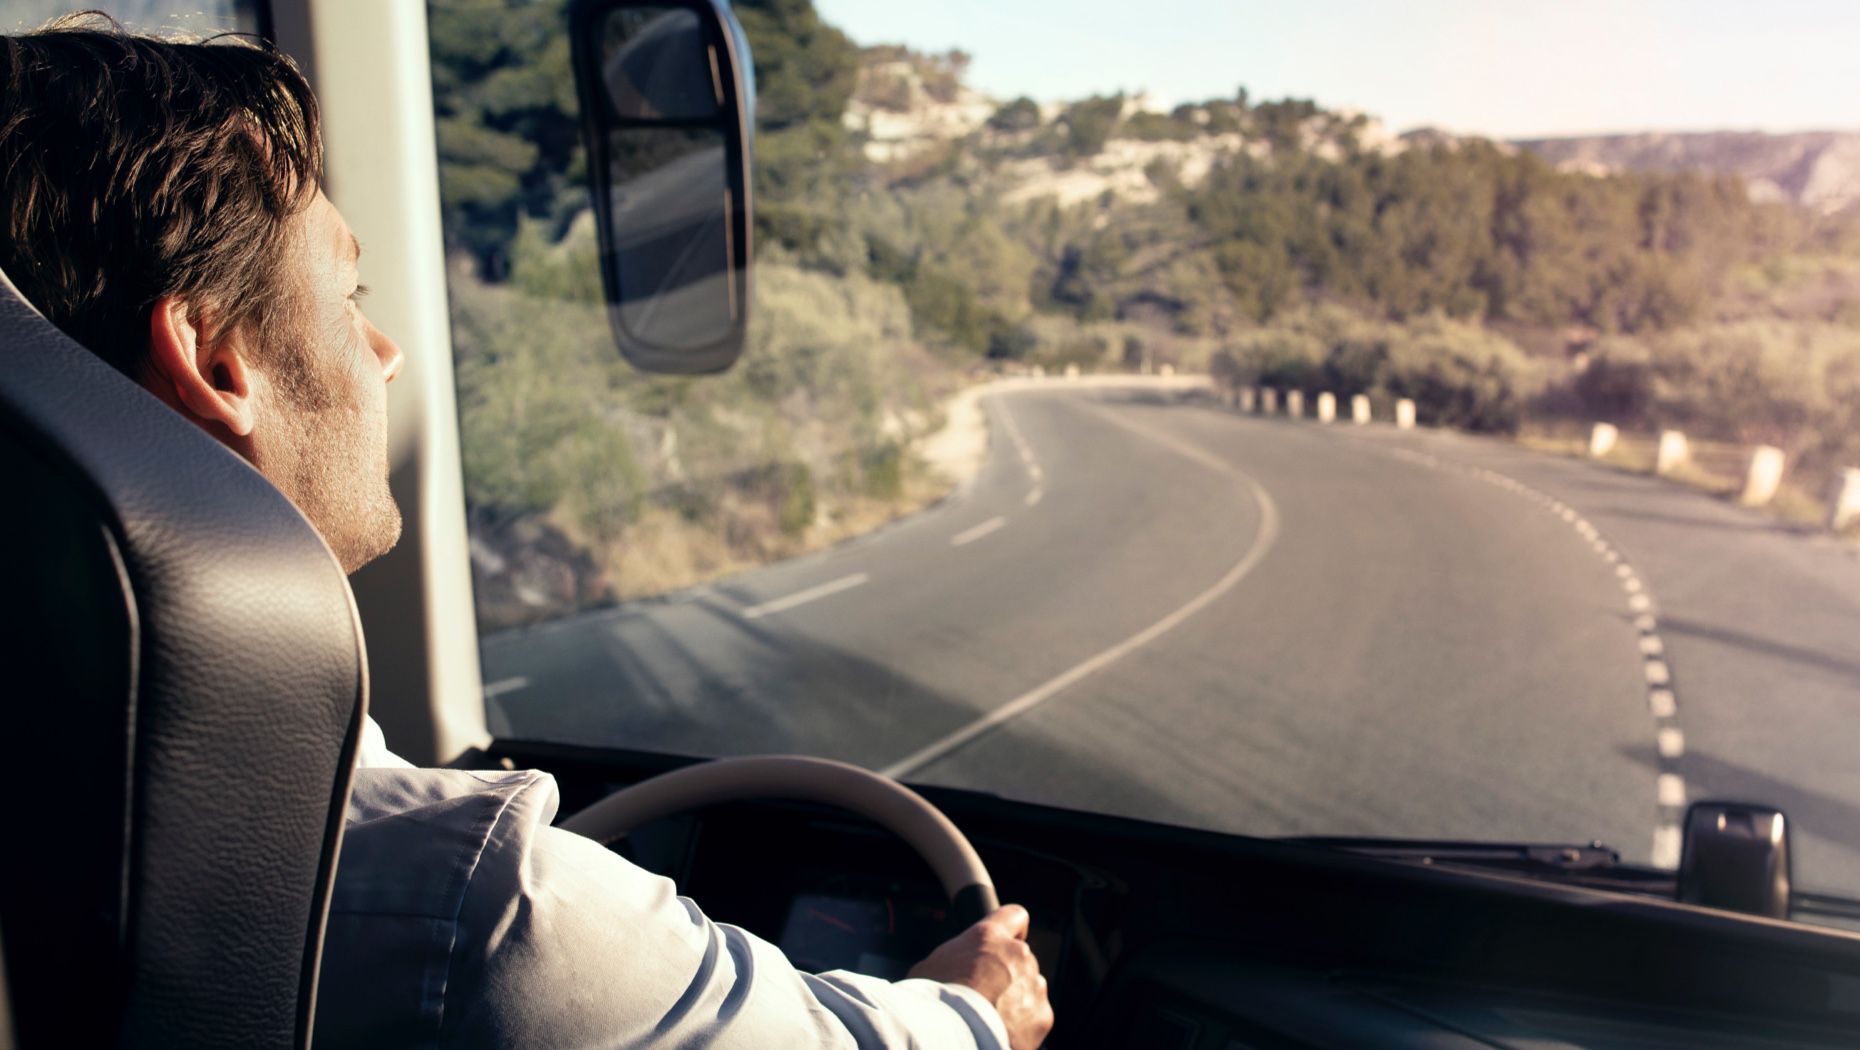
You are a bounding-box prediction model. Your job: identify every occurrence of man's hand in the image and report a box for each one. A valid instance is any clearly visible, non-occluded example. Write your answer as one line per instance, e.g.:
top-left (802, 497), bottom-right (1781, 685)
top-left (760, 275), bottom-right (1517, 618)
top-left (907, 904), bottom-right (1053, 1050)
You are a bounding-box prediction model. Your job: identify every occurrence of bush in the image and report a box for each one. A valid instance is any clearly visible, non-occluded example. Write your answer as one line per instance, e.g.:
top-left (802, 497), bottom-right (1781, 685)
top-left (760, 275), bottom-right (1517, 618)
top-left (1573, 339), bottom-right (1655, 421)
top-left (1383, 315), bottom-right (1527, 432)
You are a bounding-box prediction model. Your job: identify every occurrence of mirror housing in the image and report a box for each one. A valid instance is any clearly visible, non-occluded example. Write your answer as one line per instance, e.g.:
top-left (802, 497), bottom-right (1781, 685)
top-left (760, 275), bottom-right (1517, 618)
top-left (1676, 801), bottom-right (1792, 919)
top-left (568, 0), bottom-right (754, 374)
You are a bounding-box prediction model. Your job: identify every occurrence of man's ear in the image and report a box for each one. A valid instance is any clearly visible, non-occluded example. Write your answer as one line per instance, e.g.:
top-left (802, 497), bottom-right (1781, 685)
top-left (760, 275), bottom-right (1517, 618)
top-left (143, 296), bottom-right (256, 438)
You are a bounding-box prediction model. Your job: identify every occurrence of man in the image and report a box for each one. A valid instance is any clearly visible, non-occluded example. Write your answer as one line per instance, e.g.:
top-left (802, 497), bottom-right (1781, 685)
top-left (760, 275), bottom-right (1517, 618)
top-left (0, 17), bottom-right (1053, 1049)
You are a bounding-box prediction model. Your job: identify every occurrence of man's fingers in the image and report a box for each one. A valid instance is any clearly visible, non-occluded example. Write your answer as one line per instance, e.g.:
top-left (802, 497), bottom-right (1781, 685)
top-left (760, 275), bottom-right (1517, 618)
top-left (986, 903), bottom-right (1031, 940)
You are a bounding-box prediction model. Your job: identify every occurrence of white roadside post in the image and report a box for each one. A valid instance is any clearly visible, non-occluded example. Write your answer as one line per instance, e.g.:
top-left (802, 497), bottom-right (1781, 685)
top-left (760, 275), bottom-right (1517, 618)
top-left (1589, 422), bottom-right (1618, 458)
top-left (1316, 391), bottom-right (1337, 423)
top-left (1740, 445), bottom-right (1786, 507)
top-left (1159, 363), bottom-right (1175, 377)
top-left (1032, 364), bottom-right (1046, 378)
top-left (1239, 387), bottom-right (1258, 413)
top-left (1351, 394), bottom-right (1371, 425)
top-left (1829, 468), bottom-right (1860, 531)
top-left (1261, 388), bottom-right (1279, 414)
top-left (1395, 399), bottom-right (1416, 430)
top-left (1285, 390), bottom-right (1304, 418)
top-left (1656, 430), bottom-right (1690, 476)
top-left (1064, 362), bottom-right (1080, 380)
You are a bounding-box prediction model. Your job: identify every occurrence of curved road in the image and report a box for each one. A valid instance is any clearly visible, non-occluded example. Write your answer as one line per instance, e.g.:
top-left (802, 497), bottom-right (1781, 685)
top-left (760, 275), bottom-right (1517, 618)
top-left (481, 383), bottom-right (1860, 896)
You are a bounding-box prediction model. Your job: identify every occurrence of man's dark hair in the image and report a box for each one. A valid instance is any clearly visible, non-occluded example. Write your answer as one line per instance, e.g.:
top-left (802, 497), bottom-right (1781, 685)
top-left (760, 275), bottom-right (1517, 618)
top-left (0, 13), bottom-right (323, 376)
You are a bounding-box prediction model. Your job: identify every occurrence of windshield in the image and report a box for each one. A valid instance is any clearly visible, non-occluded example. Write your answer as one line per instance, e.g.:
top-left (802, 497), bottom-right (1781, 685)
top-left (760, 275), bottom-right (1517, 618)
top-left (430, 1), bottom-right (1860, 909)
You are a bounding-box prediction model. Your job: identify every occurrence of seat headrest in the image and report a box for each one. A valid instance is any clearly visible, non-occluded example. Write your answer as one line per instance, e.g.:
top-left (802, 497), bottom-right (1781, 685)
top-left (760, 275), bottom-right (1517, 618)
top-left (0, 270), bottom-right (367, 1048)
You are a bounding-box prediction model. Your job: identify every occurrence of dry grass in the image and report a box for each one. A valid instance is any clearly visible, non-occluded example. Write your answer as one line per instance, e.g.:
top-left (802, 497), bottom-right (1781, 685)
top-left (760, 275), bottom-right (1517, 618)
top-left (602, 464), bottom-right (956, 602)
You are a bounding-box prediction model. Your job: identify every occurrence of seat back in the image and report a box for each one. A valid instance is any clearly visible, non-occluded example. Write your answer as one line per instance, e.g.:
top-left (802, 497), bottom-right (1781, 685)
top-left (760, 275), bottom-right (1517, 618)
top-left (0, 271), bottom-right (366, 1048)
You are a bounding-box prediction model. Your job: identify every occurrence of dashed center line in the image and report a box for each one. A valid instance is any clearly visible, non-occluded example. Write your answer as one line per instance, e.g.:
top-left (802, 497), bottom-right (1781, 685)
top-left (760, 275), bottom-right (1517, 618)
top-left (740, 573), bottom-right (870, 619)
top-left (994, 394), bottom-right (1045, 506)
top-left (950, 516), bottom-right (1007, 547)
top-left (1368, 439), bottom-right (1690, 869)
top-left (484, 676), bottom-right (529, 699)
top-left (884, 403), bottom-right (1281, 780)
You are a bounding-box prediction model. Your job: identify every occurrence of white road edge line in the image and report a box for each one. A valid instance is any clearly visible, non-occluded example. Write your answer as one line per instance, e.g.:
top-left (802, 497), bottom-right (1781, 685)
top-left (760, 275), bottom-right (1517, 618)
top-left (741, 572), bottom-right (870, 620)
top-left (950, 516), bottom-right (1008, 547)
top-left (483, 676), bottom-right (529, 699)
top-left (883, 404), bottom-right (1281, 780)
top-left (1651, 825), bottom-right (1684, 870)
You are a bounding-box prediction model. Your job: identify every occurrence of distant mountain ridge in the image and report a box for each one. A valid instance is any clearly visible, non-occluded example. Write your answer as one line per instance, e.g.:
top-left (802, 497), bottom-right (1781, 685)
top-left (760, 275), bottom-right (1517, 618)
top-left (837, 46), bottom-right (1859, 219)
top-left (1507, 132), bottom-right (1860, 216)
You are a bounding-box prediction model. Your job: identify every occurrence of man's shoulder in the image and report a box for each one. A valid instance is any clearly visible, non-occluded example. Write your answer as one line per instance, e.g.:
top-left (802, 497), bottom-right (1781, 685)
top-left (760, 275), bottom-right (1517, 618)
top-left (334, 765), bottom-right (559, 917)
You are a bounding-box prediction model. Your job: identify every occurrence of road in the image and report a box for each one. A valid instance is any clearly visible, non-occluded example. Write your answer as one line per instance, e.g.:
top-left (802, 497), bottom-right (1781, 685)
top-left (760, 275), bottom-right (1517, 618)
top-left (481, 382), bottom-right (1860, 895)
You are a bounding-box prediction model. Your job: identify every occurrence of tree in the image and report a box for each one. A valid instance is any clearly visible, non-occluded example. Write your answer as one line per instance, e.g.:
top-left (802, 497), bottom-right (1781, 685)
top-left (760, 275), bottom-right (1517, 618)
top-left (988, 96), bottom-right (1042, 132)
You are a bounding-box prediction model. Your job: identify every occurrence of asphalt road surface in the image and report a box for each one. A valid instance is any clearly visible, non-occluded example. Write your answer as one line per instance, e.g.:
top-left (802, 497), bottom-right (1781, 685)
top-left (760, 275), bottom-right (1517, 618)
top-left (481, 383), bottom-right (1860, 896)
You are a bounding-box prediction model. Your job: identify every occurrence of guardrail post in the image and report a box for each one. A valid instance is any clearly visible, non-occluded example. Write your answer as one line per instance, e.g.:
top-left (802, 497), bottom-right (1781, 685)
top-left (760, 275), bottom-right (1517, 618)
top-left (1063, 363), bottom-right (1080, 380)
top-left (1316, 392), bottom-right (1337, 423)
top-left (1656, 430), bottom-right (1689, 476)
top-left (1032, 364), bottom-right (1046, 378)
top-left (1239, 387), bottom-right (1258, 413)
top-left (1830, 469), bottom-right (1860, 531)
top-left (1395, 399), bottom-right (1416, 429)
top-left (1160, 363), bottom-right (1175, 377)
top-left (1351, 394), bottom-right (1371, 425)
top-left (1589, 423), bottom-right (1618, 458)
top-left (1261, 388), bottom-right (1278, 414)
top-left (1741, 445), bottom-right (1786, 506)
top-left (1285, 390), bottom-right (1304, 418)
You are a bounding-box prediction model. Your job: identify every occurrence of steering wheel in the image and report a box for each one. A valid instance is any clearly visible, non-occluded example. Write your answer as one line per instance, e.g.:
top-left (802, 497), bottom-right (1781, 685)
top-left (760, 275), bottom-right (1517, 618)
top-left (560, 754), bottom-right (1001, 927)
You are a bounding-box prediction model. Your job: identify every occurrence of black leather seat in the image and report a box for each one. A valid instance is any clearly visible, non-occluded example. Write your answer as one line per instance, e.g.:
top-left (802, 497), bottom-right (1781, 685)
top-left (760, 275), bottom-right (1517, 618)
top-left (0, 270), bottom-right (366, 1048)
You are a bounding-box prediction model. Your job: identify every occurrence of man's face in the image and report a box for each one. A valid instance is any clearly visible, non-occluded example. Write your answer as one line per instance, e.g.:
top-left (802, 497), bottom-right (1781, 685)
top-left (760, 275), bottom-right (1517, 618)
top-left (244, 189), bottom-right (404, 574)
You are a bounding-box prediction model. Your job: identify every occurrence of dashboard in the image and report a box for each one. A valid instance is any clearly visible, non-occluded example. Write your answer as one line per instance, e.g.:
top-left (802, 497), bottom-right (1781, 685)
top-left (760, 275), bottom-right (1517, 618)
top-left (511, 743), bottom-right (1860, 1049)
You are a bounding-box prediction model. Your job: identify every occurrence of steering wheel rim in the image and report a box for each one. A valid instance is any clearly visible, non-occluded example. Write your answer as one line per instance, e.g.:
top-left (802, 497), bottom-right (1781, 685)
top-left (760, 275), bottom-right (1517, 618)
top-left (560, 754), bottom-right (1000, 924)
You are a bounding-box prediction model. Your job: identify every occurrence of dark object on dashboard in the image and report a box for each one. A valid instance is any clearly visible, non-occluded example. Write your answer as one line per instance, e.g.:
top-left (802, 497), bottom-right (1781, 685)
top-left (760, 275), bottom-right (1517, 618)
top-left (1678, 801), bottom-right (1792, 919)
top-left (568, 0), bottom-right (754, 374)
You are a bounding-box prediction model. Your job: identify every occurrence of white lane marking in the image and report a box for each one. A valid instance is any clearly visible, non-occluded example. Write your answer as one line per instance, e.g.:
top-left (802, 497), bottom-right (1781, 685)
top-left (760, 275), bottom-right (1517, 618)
top-left (741, 573), bottom-right (870, 620)
top-left (1649, 689), bottom-right (1677, 718)
top-left (484, 677), bottom-right (529, 699)
top-left (1652, 825), bottom-right (1683, 870)
top-left (1658, 727), bottom-right (1686, 758)
top-left (950, 516), bottom-right (1007, 547)
top-left (1384, 450), bottom-right (1691, 872)
top-left (1658, 773), bottom-right (1687, 807)
top-left (882, 405), bottom-right (1282, 780)
top-left (994, 396), bottom-right (1045, 504)
top-left (1024, 487), bottom-right (1044, 507)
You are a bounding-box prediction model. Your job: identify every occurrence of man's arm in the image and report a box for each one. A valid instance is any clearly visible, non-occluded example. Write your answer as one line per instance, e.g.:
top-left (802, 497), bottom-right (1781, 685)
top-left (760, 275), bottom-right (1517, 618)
top-left (437, 770), bottom-right (1049, 1049)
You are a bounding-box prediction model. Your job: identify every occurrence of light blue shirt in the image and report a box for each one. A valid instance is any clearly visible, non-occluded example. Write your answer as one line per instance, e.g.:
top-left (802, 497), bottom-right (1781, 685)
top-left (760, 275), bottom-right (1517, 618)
top-left (313, 719), bottom-right (1010, 1048)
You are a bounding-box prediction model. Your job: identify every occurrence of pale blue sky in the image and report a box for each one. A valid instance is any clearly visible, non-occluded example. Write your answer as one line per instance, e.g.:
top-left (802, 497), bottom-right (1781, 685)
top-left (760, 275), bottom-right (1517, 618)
top-left (814, 0), bottom-right (1860, 138)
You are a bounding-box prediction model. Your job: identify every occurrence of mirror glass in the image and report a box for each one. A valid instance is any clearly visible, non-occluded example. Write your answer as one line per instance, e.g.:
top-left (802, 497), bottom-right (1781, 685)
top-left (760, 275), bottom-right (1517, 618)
top-left (607, 125), bottom-right (735, 351)
top-left (601, 7), bottom-right (721, 121)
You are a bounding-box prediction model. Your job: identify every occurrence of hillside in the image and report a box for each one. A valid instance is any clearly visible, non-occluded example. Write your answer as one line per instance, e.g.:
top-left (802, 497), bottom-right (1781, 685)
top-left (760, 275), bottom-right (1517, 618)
top-left (1513, 131), bottom-right (1860, 216)
top-left (429, 0), bottom-right (1860, 621)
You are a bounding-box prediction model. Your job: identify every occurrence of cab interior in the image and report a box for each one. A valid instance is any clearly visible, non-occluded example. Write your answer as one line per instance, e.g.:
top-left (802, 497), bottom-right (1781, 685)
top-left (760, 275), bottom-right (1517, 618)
top-left (4, 1), bottom-right (1860, 1047)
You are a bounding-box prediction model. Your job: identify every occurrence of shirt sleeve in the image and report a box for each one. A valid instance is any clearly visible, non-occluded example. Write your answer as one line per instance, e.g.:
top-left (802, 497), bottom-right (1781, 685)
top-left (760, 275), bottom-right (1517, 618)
top-left (440, 771), bottom-right (1011, 1050)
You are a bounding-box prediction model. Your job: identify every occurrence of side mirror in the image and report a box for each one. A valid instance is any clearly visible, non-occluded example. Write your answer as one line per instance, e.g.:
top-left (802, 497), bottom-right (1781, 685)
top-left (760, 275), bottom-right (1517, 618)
top-left (1676, 801), bottom-right (1792, 919)
top-left (568, 0), bottom-right (754, 374)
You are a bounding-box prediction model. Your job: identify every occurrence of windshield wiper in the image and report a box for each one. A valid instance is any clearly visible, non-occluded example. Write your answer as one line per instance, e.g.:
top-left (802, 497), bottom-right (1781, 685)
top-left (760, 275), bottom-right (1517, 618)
top-left (1287, 837), bottom-right (1675, 895)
